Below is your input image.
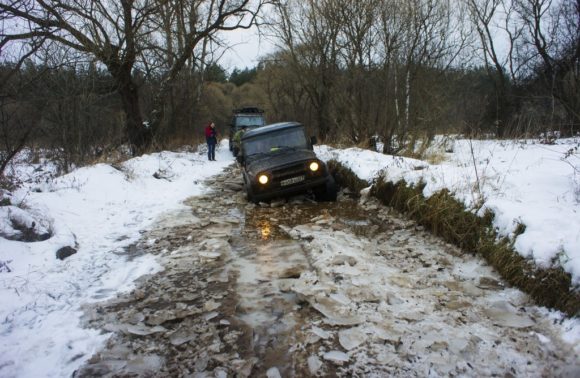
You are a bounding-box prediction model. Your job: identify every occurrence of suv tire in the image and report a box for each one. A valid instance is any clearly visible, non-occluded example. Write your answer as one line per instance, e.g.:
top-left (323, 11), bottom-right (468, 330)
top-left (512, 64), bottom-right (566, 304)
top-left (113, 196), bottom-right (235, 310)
top-left (244, 182), bottom-right (257, 203)
top-left (314, 176), bottom-right (338, 202)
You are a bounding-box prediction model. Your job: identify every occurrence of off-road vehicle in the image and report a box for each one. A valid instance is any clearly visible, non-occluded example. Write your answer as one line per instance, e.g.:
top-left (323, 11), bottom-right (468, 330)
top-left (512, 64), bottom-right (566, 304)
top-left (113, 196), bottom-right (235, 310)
top-left (228, 107), bottom-right (265, 155)
top-left (238, 122), bottom-right (337, 203)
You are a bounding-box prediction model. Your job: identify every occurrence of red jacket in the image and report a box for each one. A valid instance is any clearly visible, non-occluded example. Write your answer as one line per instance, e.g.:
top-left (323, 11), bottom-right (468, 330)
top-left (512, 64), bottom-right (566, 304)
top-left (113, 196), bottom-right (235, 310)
top-left (205, 124), bottom-right (217, 140)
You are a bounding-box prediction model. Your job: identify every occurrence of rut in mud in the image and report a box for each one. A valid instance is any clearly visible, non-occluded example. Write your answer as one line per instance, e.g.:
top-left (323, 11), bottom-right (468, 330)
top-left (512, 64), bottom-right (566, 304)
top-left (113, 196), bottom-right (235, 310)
top-left (77, 165), bottom-right (578, 377)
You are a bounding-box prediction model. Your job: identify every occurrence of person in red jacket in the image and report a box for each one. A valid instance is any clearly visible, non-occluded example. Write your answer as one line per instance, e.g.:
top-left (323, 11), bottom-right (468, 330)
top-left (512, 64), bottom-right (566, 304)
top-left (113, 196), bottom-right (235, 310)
top-left (205, 122), bottom-right (218, 161)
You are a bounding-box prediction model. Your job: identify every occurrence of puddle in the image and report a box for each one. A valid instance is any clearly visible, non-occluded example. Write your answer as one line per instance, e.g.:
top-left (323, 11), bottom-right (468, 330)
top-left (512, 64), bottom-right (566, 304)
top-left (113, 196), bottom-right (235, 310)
top-left (244, 197), bottom-right (383, 240)
top-left (227, 210), bottom-right (311, 374)
top-left (231, 240), bottom-right (308, 325)
top-left (222, 194), bottom-right (395, 374)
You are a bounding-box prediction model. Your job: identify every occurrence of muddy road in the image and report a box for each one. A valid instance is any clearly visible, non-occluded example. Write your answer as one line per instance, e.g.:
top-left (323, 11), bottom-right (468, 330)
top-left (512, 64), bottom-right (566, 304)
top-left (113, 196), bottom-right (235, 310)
top-left (77, 166), bottom-right (578, 377)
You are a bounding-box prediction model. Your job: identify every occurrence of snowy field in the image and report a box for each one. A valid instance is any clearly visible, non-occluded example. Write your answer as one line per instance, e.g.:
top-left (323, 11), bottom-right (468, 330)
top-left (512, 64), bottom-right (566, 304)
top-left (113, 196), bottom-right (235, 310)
top-left (1, 137), bottom-right (579, 376)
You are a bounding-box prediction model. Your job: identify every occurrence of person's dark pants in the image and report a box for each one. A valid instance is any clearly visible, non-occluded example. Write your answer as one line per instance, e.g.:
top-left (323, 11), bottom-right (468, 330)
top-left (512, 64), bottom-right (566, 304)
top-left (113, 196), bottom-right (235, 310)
top-left (207, 142), bottom-right (216, 160)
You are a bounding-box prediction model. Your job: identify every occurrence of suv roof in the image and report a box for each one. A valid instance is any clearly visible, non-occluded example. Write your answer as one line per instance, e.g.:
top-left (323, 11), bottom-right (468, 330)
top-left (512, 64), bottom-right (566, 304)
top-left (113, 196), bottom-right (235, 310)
top-left (242, 122), bottom-right (302, 140)
top-left (234, 106), bottom-right (264, 114)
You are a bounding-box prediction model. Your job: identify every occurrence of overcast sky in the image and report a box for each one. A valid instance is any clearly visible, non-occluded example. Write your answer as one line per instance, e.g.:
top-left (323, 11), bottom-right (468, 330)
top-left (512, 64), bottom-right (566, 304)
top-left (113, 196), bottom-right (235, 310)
top-left (219, 24), bottom-right (278, 72)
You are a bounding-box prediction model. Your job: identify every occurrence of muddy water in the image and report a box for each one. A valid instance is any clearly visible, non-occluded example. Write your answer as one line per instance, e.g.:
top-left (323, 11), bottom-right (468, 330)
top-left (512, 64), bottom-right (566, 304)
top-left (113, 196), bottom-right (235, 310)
top-left (227, 226), bottom-right (308, 375)
top-left (77, 166), bottom-right (579, 377)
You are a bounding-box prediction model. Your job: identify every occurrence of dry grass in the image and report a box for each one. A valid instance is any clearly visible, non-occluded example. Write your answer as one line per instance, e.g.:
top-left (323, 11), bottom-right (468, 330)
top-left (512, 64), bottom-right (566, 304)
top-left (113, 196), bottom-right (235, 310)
top-left (155, 134), bottom-right (201, 152)
top-left (330, 161), bottom-right (580, 317)
top-left (327, 160), bottom-right (369, 193)
top-left (425, 151), bottom-right (447, 165)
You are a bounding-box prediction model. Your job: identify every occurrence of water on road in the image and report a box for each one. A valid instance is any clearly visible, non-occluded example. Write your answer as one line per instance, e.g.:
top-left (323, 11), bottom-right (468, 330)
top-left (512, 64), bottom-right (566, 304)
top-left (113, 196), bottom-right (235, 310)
top-left (77, 166), bottom-right (579, 377)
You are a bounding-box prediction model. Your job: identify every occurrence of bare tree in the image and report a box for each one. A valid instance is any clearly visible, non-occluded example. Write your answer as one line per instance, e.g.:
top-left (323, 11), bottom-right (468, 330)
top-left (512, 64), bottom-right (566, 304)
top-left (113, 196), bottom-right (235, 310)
top-left (0, 95), bottom-right (35, 178)
top-left (515, 0), bottom-right (580, 129)
top-left (465, 0), bottom-right (514, 137)
top-left (1, 0), bottom-right (267, 154)
top-left (272, 0), bottom-right (343, 141)
top-left (335, 0), bottom-right (381, 145)
top-left (375, 0), bottom-right (464, 152)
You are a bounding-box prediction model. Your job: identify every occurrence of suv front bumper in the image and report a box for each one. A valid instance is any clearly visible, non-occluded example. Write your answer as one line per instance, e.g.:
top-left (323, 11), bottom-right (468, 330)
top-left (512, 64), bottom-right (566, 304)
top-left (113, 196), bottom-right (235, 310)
top-left (250, 175), bottom-right (329, 202)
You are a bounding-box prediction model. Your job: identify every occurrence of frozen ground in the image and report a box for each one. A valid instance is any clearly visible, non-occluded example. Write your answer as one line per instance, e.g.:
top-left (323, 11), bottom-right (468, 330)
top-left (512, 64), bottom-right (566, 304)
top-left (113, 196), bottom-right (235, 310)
top-left (317, 138), bottom-right (580, 285)
top-left (77, 167), bottom-right (580, 377)
top-left (0, 137), bottom-right (579, 377)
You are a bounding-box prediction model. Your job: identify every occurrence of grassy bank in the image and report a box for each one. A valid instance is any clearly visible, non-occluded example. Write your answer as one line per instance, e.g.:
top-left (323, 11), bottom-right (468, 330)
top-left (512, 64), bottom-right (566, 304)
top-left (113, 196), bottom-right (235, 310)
top-left (328, 160), bottom-right (580, 317)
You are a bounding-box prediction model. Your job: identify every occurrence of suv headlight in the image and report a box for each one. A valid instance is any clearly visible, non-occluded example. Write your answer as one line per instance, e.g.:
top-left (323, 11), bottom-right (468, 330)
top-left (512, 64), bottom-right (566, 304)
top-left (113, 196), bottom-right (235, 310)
top-left (258, 174), bottom-right (269, 185)
top-left (309, 161), bottom-right (320, 172)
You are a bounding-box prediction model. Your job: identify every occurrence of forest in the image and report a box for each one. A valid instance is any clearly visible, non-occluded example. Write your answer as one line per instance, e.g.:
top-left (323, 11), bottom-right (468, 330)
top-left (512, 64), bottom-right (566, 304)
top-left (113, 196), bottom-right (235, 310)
top-left (1, 0), bottom-right (579, 174)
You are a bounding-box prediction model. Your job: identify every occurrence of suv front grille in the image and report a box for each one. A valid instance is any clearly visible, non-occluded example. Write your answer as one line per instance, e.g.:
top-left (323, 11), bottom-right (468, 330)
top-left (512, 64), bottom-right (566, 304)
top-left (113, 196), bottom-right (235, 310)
top-left (271, 163), bottom-right (307, 182)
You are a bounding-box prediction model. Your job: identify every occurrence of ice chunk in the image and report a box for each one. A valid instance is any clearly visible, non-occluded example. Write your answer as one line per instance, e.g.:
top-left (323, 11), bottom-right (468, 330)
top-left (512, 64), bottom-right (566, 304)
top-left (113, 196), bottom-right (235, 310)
top-left (198, 251), bottom-right (222, 259)
top-left (329, 293), bottom-right (351, 305)
top-left (311, 326), bottom-right (332, 339)
top-left (483, 301), bottom-right (535, 328)
top-left (309, 296), bottom-right (364, 325)
top-left (338, 327), bottom-right (366, 350)
top-left (323, 350), bottom-right (349, 363)
top-left (124, 355), bottom-right (164, 374)
top-left (204, 300), bottom-right (221, 311)
top-left (204, 311), bottom-right (219, 321)
top-left (266, 367), bottom-right (282, 378)
top-left (308, 356), bottom-right (323, 374)
top-left (125, 324), bottom-right (166, 336)
top-left (169, 329), bottom-right (196, 346)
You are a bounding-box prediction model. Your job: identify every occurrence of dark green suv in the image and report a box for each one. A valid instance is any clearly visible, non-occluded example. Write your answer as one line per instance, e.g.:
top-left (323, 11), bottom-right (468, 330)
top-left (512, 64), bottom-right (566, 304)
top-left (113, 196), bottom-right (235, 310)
top-left (238, 122), bottom-right (337, 203)
top-left (229, 107), bottom-right (265, 154)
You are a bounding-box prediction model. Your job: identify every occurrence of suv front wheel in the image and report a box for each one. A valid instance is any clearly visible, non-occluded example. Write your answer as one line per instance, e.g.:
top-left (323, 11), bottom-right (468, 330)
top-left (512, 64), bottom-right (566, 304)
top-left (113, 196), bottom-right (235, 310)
top-left (314, 176), bottom-right (338, 202)
top-left (243, 179), bottom-right (257, 203)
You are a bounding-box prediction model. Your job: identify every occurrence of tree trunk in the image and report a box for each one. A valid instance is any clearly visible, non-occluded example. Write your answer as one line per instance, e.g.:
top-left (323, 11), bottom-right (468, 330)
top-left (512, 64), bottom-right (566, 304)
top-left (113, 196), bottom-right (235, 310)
top-left (117, 73), bottom-right (150, 155)
top-left (317, 92), bottom-right (331, 142)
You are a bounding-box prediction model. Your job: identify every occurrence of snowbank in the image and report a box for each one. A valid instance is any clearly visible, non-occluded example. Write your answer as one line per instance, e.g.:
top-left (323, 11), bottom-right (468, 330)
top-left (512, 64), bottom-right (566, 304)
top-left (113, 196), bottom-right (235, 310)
top-left (316, 139), bottom-right (580, 285)
top-left (0, 141), bottom-right (234, 378)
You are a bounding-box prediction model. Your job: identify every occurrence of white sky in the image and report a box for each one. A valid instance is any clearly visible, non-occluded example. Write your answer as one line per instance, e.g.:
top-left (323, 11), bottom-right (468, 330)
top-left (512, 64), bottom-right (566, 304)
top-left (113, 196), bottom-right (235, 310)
top-left (219, 25), bottom-right (278, 72)
top-left (220, 26), bottom-right (275, 72)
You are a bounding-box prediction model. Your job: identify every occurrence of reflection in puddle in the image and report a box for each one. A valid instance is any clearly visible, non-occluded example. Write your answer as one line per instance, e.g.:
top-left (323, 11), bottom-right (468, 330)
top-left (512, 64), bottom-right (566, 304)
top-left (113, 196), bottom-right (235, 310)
top-left (229, 236), bottom-right (310, 374)
top-left (257, 220), bottom-right (272, 240)
top-left (227, 197), bottom-right (386, 374)
top-left (232, 240), bottom-right (308, 326)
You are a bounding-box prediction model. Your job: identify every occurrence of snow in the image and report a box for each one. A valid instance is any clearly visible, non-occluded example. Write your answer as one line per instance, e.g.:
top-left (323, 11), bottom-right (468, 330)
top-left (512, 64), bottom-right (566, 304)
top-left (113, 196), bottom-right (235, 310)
top-left (0, 141), bottom-right (234, 378)
top-left (316, 138), bottom-right (580, 285)
top-left (1, 136), bottom-right (579, 376)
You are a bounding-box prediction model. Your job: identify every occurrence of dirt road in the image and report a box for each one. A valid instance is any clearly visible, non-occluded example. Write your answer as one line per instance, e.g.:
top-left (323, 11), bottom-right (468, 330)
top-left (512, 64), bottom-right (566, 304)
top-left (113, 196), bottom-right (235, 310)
top-left (77, 166), bottom-right (579, 377)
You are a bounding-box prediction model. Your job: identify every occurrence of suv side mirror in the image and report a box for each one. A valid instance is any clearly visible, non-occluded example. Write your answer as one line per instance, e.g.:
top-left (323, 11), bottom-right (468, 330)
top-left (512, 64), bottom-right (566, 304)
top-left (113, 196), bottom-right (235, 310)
top-left (310, 136), bottom-right (318, 146)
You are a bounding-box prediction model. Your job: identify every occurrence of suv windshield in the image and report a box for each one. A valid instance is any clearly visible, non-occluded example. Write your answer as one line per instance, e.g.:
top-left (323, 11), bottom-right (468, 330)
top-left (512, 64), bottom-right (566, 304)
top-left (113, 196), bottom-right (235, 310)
top-left (244, 128), bottom-right (308, 156)
top-left (234, 115), bottom-right (265, 127)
